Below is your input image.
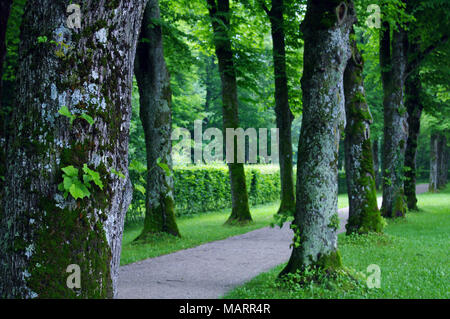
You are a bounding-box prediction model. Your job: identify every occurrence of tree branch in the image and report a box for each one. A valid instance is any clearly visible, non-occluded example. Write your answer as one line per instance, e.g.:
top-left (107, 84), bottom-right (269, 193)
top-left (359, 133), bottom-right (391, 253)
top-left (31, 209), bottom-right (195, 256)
top-left (379, 21), bottom-right (392, 82)
top-left (206, 0), bottom-right (217, 16)
top-left (405, 34), bottom-right (449, 80)
top-left (258, 0), bottom-right (271, 16)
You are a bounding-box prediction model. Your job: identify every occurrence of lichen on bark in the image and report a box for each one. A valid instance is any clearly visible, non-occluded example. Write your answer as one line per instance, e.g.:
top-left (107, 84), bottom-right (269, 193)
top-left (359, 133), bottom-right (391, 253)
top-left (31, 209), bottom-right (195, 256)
top-left (0, 0), bottom-right (146, 298)
top-left (343, 28), bottom-right (383, 235)
top-left (280, 0), bottom-right (355, 277)
top-left (134, 0), bottom-right (180, 239)
top-left (380, 20), bottom-right (408, 218)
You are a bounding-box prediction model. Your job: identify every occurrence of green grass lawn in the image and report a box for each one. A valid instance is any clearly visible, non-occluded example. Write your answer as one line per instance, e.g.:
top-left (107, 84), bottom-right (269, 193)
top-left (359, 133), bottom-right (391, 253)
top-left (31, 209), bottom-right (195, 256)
top-left (223, 185), bottom-right (450, 299)
top-left (120, 195), bottom-right (350, 265)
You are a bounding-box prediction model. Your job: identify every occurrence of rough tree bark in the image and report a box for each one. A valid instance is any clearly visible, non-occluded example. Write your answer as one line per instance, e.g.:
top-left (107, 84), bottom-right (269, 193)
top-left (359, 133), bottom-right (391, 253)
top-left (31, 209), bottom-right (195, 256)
top-left (260, 0), bottom-right (295, 215)
top-left (0, 0), bottom-right (146, 298)
top-left (0, 0), bottom-right (13, 227)
top-left (0, 0), bottom-right (12, 100)
top-left (280, 0), bottom-right (355, 276)
top-left (402, 8), bottom-right (449, 204)
top-left (343, 29), bottom-right (383, 235)
top-left (380, 20), bottom-right (408, 218)
top-left (134, 0), bottom-right (180, 239)
top-left (206, 0), bottom-right (252, 224)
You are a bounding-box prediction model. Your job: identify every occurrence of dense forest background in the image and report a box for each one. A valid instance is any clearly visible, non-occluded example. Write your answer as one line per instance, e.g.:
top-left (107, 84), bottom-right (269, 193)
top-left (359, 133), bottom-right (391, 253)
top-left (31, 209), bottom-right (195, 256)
top-left (2, 0), bottom-right (448, 192)
top-left (121, 0), bottom-right (449, 220)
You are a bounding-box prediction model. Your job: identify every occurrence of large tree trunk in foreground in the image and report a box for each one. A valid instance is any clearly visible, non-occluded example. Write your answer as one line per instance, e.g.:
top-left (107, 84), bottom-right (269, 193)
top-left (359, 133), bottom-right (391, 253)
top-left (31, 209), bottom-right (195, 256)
top-left (380, 22), bottom-right (408, 218)
top-left (343, 30), bottom-right (383, 235)
top-left (437, 135), bottom-right (448, 189)
top-left (0, 0), bottom-right (145, 298)
top-left (404, 66), bottom-right (423, 210)
top-left (134, 0), bottom-right (180, 239)
top-left (261, 0), bottom-right (295, 215)
top-left (280, 0), bottom-right (355, 276)
top-left (207, 0), bottom-right (252, 224)
top-left (0, 0), bottom-right (13, 235)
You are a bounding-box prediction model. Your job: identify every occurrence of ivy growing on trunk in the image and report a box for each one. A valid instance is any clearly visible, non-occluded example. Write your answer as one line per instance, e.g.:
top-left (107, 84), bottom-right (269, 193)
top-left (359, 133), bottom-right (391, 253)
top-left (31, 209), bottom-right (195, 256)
top-left (0, 0), bottom-right (146, 298)
top-left (343, 28), bottom-right (383, 235)
top-left (134, 0), bottom-right (181, 239)
top-left (280, 0), bottom-right (355, 277)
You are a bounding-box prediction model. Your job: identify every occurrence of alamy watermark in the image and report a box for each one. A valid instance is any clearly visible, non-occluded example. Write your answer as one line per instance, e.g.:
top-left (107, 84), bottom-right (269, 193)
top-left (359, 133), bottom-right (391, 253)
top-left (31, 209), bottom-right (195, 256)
top-left (366, 264), bottom-right (381, 289)
top-left (172, 120), bottom-right (279, 165)
top-left (64, 3), bottom-right (380, 33)
top-left (66, 264), bottom-right (81, 289)
top-left (366, 4), bottom-right (381, 29)
top-left (66, 4), bottom-right (81, 30)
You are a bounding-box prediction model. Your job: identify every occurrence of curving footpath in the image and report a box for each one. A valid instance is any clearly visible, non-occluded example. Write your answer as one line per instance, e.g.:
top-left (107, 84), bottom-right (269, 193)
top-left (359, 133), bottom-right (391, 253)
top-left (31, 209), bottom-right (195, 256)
top-left (117, 184), bottom-right (429, 299)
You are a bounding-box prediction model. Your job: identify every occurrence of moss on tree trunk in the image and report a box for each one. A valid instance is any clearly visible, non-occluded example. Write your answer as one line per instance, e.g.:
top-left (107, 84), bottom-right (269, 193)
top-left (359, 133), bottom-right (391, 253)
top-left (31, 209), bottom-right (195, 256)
top-left (207, 0), bottom-right (252, 225)
top-left (0, 3), bottom-right (12, 271)
top-left (134, 0), bottom-right (180, 239)
top-left (0, 0), bottom-right (12, 104)
top-left (280, 0), bottom-right (355, 276)
top-left (0, 0), bottom-right (145, 298)
top-left (343, 30), bottom-right (383, 235)
top-left (380, 21), bottom-right (408, 218)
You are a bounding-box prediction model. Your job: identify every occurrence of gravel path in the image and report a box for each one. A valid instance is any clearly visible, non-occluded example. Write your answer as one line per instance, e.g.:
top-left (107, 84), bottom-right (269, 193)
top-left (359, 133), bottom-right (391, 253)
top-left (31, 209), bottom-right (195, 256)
top-left (117, 184), bottom-right (429, 299)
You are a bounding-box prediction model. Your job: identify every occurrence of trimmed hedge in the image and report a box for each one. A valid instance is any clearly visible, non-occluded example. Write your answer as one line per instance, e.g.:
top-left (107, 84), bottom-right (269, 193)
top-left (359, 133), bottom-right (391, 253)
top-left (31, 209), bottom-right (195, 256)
top-left (126, 165), bottom-right (282, 224)
top-left (173, 166), bottom-right (233, 215)
top-left (127, 165), bottom-right (427, 224)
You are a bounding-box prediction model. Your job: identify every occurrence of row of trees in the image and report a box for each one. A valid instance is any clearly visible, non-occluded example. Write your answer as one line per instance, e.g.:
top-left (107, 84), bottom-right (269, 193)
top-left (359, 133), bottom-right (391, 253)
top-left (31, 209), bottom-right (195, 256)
top-left (0, 0), bottom-right (448, 298)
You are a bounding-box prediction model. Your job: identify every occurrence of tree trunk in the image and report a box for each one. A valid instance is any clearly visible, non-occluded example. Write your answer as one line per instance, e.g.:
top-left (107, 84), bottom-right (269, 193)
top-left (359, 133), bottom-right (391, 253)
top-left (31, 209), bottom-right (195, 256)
top-left (343, 29), bottom-right (383, 235)
top-left (262, 0), bottom-right (296, 216)
top-left (437, 135), bottom-right (448, 189)
top-left (280, 0), bottom-right (355, 276)
top-left (429, 133), bottom-right (439, 192)
top-left (403, 65), bottom-right (423, 210)
top-left (206, 0), bottom-right (252, 224)
top-left (0, 0), bottom-right (12, 101)
top-left (380, 21), bottom-right (408, 218)
top-left (0, 0), bottom-right (13, 236)
top-left (0, 0), bottom-right (146, 298)
top-left (134, 0), bottom-right (180, 239)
